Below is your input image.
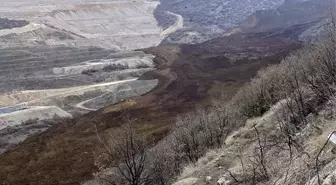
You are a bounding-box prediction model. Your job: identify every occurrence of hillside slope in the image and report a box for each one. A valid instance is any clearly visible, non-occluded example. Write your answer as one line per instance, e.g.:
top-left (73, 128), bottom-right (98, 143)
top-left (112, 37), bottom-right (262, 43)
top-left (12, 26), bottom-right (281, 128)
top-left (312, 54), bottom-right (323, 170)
top-left (172, 28), bottom-right (336, 185)
top-left (0, 27), bottom-right (302, 185)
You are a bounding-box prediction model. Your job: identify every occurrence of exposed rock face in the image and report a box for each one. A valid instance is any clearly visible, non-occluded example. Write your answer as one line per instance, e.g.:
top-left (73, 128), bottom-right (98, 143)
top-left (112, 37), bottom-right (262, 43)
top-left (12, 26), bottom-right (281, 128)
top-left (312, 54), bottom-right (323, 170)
top-left (238, 0), bottom-right (333, 33)
top-left (240, 0), bottom-right (335, 42)
top-left (156, 0), bottom-right (284, 30)
top-left (0, 0), bottom-right (163, 50)
top-left (299, 18), bottom-right (333, 42)
top-left (155, 0), bottom-right (333, 44)
top-left (155, 0), bottom-right (284, 43)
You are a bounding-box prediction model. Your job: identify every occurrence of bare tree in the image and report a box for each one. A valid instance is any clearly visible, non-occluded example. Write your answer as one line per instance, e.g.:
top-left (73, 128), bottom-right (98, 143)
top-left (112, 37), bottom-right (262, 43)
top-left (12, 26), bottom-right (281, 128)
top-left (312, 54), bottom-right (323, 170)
top-left (96, 122), bottom-right (150, 185)
top-left (254, 126), bottom-right (269, 181)
top-left (113, 125), bottom-right (149, 185)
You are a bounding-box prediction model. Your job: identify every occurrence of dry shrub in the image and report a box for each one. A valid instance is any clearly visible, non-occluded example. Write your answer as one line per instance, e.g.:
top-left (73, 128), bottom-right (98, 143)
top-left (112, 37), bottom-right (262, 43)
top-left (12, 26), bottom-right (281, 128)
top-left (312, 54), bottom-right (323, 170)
top-left (149, 105), bottom-right (236, 184)
top-left (233, 61), bottom-right (297, 118)
top-left (96, 124), bottom-right (151, 185)
top-left (302, 20), bottom-right (336, 101)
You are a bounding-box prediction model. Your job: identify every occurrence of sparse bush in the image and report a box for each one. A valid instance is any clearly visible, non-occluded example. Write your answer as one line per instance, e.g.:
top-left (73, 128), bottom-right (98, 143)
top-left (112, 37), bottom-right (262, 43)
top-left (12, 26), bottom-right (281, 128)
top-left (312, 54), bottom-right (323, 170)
top-left (96, 105), bottom-right (236, 185)
top-left (302, 34), bottom-right (336, 101)
top-left (22, 118), bottom-right (39, 126)
top-left (135, 63), bottom-right (151, 69)
top-left (81, 68), bottom-right (99, 76)
top-left (234, 62), bottom-right (296, 118)
top-left (321, 94), bottom-right (336, 119)
top-left (147, 143), bottom-right (179, 185)
top-left (98, 124), bottom-right (150, 185)
top-left (102, 64), bottom-right (129, 72)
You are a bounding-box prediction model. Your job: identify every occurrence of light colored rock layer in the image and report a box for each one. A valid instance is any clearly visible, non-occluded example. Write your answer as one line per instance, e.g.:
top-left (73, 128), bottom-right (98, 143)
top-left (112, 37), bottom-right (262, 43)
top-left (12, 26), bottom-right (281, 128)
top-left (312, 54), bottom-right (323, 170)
top-left (0, 0), bottom-right (165, 50)
top-left (0, 106), bottom-right (72, 129)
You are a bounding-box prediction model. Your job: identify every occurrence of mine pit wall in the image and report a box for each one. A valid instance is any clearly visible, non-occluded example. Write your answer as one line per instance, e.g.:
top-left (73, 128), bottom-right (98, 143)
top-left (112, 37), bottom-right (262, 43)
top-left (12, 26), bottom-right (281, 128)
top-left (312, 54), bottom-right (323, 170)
top-left (0, 0), bottom-right (171, 157)
top-left (0, 0), bottom-right (165, 50)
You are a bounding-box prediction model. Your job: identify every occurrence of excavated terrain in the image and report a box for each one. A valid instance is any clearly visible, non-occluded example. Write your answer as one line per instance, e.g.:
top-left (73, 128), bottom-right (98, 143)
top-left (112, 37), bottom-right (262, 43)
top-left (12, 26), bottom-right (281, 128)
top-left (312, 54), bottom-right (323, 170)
top-left (0, 0), bottom-right (167, 155)
top-left (0, 0), bottom-right (163, 50)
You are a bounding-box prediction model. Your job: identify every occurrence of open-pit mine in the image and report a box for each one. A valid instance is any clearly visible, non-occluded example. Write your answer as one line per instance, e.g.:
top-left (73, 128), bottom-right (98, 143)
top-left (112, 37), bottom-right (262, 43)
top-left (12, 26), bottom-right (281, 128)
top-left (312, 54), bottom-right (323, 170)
top-left (0, 0), bottom-right (176, 153)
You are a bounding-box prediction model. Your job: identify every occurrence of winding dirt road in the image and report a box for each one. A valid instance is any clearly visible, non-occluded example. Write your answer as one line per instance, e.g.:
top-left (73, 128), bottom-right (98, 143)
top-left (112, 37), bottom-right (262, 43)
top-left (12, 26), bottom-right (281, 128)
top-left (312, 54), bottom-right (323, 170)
top-left (0, 78), bottom-right (138, 109)
top-left (74, 79), bottom-right (136, 111)
top-left (160, 11), bottom-right (184, 36)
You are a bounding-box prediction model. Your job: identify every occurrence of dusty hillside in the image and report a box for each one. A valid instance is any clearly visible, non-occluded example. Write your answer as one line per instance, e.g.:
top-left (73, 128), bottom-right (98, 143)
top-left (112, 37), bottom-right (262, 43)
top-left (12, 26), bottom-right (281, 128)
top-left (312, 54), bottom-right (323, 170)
top-left (0, 26), bottom-right (302, 185)
top-left (171, 24), bottom-right (336, 185)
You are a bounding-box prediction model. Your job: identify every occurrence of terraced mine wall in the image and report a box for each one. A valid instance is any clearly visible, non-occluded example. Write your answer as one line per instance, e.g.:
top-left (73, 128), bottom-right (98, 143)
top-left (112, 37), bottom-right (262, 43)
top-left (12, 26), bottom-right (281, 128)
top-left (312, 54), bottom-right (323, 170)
top-left (0, 1), bottom-right (175, 156)
top-left (0, 0), bottom-right (164, 50)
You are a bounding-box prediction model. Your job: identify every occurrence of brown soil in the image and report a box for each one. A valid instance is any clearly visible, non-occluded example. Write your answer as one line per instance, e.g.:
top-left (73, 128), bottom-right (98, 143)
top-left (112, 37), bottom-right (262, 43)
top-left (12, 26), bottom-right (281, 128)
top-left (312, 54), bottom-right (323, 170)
top-left (0, 31), bottom-right (301, 185)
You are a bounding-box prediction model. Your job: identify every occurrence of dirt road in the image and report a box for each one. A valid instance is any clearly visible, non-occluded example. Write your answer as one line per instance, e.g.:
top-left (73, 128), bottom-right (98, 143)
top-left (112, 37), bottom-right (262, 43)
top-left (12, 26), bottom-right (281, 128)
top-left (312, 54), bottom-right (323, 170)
top-left (160, 11), bottom-right (184, 36)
